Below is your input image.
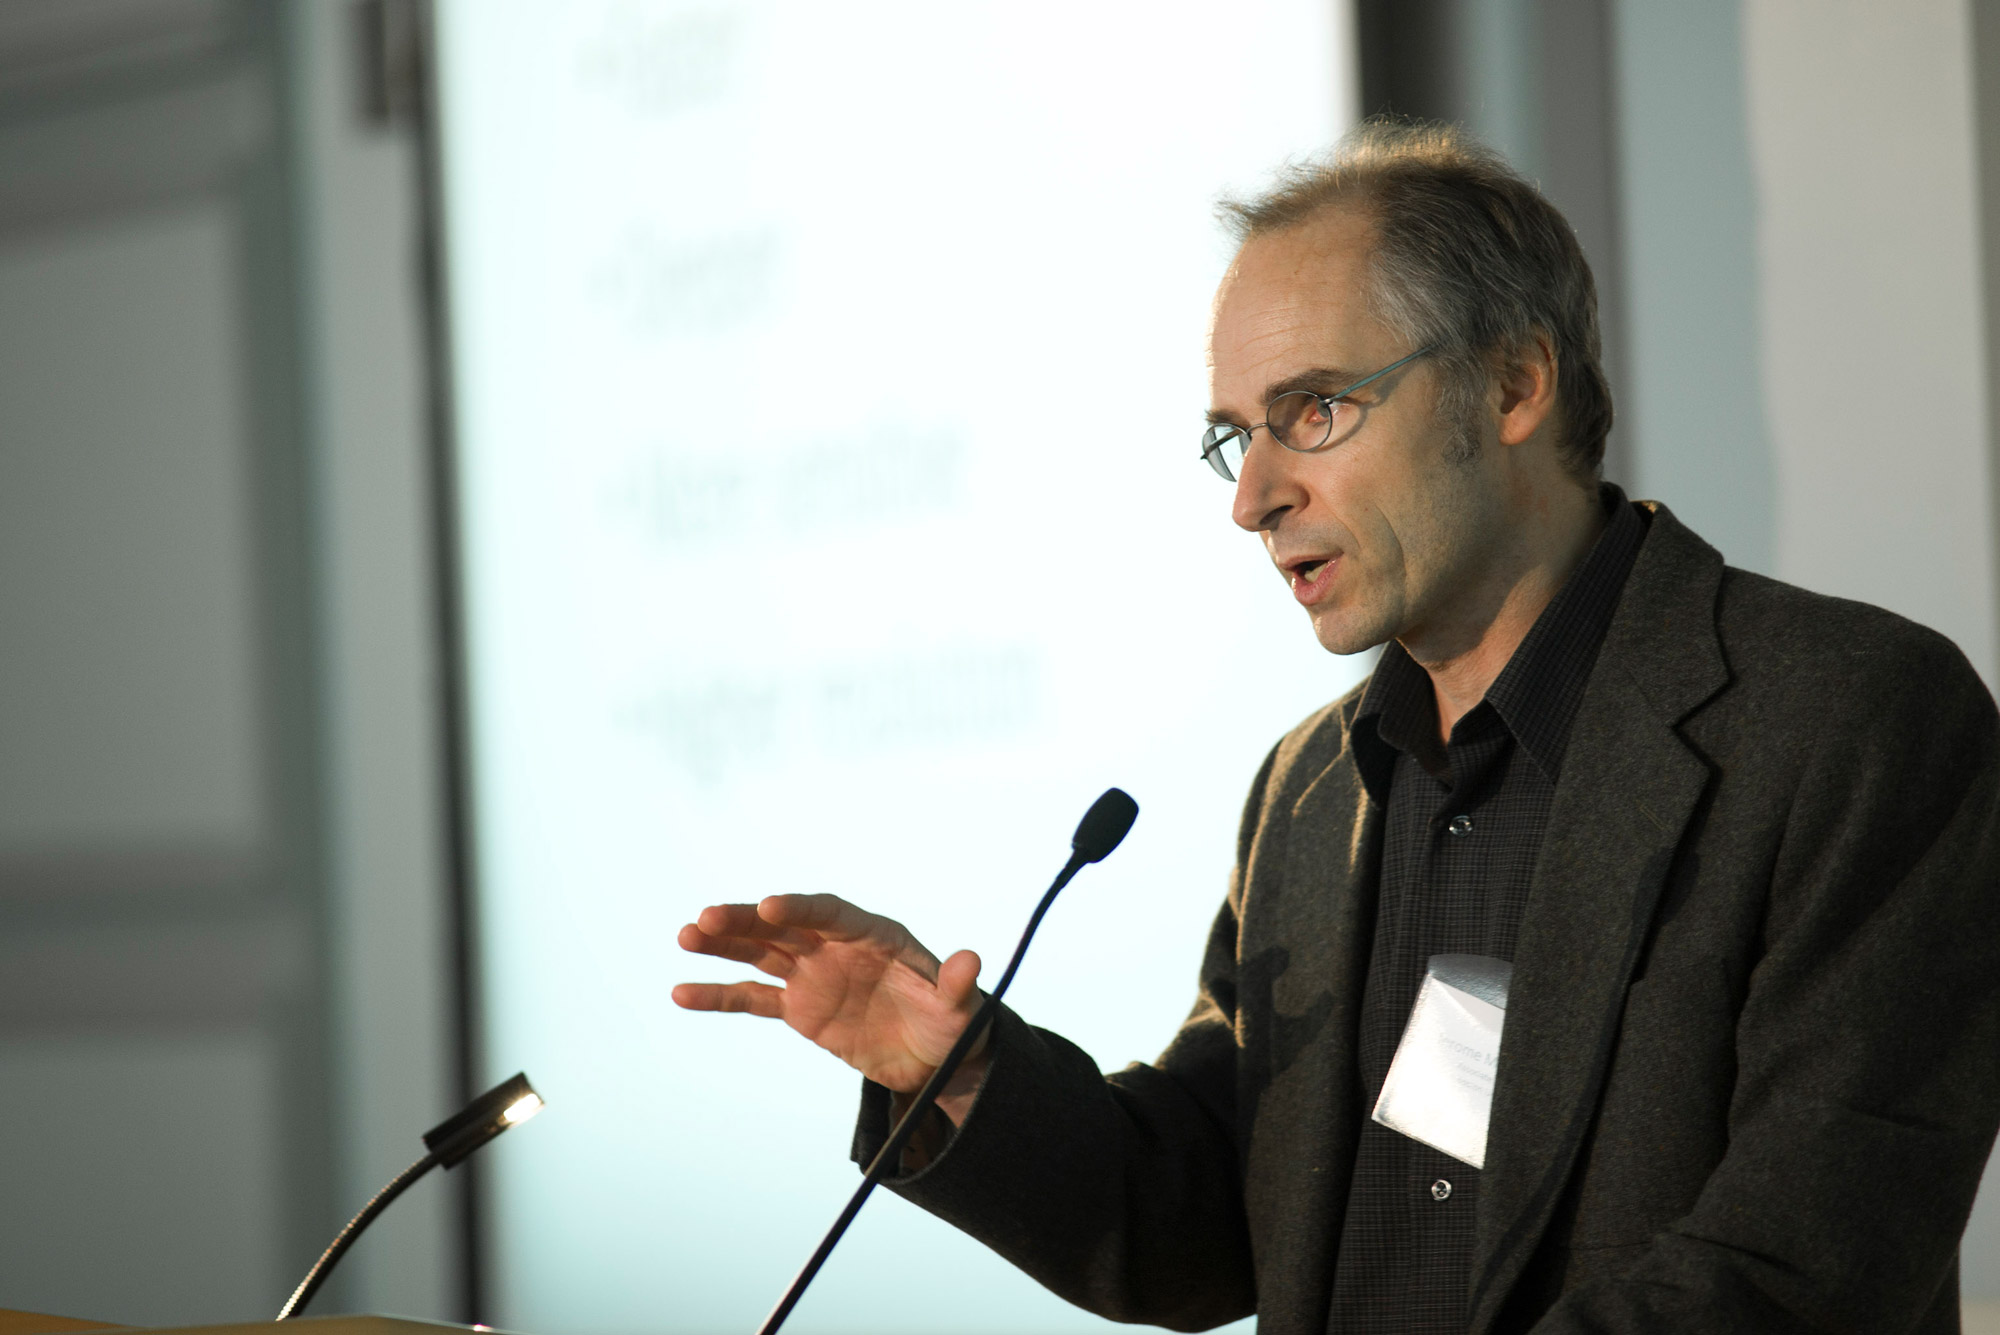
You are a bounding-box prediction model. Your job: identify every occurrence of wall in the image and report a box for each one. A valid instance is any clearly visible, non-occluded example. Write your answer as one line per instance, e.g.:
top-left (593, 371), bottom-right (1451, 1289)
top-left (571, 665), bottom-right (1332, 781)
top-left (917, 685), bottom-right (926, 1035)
top-left (1742, 0), bottom-right (1997, 686)
top-left (0, 0), bottom-right (461, 1322)
top-left (0, 1), bottom-right (332, 1319)
top-left (1612, 0), bottom-right (1775, 575)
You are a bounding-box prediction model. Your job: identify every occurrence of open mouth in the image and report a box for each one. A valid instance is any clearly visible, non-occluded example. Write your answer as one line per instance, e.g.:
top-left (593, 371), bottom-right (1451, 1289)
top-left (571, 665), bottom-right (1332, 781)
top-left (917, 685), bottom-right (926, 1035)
top-left (1284, 554), bottom-right (1339, 604)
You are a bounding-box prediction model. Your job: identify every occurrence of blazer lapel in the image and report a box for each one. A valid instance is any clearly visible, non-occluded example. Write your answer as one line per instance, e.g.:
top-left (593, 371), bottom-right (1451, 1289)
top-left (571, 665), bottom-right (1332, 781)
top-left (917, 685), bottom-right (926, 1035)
top-left (1240, 710), bottom-right (1383, 1335)
top-left (1468, 505), bottom-right (1731, 1333)
top-left (1279, 731), bottom-right (1383, 1138)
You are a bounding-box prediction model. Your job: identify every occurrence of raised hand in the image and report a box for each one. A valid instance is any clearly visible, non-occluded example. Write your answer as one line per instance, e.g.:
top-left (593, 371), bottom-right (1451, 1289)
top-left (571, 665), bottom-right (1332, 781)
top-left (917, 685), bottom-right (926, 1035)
top-left (673, 893), bottom-right (985, 1097)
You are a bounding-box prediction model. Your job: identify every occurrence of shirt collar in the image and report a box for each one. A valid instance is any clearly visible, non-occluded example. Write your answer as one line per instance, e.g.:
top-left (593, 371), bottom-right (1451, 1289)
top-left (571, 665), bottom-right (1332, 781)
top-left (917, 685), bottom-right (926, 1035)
top-left (1351, 484), bottom-right (1648, 801)
top-left (1351, 639), bottom-right (1436, 801)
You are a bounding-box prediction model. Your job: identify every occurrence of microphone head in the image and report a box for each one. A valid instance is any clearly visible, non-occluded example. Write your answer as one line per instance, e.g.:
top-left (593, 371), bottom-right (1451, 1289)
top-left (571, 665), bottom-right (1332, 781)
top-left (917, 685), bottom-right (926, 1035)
top-left (1071, 788), bottom-right (1138, 864)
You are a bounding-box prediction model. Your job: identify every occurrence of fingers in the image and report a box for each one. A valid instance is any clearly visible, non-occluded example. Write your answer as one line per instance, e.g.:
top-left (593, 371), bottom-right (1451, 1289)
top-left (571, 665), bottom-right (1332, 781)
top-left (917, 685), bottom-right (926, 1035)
top-left (761, 893), bottom-right (942, 979)
top-left (757, 892), bottom-right (875, 938)
top-left (937, 949), bottom-right (983, 1009)
top-left (676, 922), bottom-right (796, 978)
top-left (671, 980), bottom-right (785, 1018)
top-left (692, 902), bottom-right (817, 948)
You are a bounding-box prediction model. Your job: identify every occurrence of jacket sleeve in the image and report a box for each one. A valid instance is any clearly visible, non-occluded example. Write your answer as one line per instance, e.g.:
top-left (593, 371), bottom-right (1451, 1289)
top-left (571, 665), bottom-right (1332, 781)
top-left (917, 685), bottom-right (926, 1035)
top-left (1531, 631), bottom-right (2000, 1333)
top-left (846, 743), bottom-right (1291, 1332)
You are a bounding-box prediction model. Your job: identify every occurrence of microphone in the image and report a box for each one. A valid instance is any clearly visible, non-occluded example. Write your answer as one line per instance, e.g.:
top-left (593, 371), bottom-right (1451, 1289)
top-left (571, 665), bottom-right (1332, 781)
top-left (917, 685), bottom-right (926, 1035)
top-left (754, 787), bottom-right (1139, 1335)
top-left (1071, 786), bottom-right (1140, 864)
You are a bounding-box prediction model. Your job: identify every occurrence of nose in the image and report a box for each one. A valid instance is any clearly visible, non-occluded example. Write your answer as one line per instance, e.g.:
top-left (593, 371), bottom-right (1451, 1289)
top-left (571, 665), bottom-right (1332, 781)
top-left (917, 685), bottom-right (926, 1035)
top-left (1230, 432), bottom-right (1305, 533)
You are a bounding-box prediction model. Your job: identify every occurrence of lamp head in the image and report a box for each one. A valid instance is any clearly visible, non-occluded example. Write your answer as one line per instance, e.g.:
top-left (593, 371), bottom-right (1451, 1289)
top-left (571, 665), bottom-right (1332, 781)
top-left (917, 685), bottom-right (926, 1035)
top-left (424, 1072), bottom-right (545, 1169)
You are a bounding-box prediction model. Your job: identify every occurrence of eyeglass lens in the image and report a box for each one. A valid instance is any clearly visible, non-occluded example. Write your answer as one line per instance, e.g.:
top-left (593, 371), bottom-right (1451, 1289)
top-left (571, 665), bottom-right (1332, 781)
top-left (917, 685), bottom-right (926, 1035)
top-left (1266, 390), bottom-right (1337, 449)
top-left (1200, 390), bottom-right (1355, 482)
top-left (1202, 427), bottom-right (1247, 481)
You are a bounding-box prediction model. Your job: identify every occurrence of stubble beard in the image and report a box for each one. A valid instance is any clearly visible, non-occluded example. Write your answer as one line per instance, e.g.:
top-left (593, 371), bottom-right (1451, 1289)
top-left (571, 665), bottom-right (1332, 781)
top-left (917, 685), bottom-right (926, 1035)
top-left (1315, 412), bottom-right (1492, 660)
top-left (1309, 583), bottom-right (1405, 657)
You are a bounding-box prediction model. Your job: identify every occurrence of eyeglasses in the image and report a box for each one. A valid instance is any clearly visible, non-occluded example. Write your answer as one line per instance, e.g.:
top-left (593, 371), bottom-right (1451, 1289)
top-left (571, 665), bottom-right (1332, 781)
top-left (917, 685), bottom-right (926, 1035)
top-left (1200, 346), bottom-right (1434, 482)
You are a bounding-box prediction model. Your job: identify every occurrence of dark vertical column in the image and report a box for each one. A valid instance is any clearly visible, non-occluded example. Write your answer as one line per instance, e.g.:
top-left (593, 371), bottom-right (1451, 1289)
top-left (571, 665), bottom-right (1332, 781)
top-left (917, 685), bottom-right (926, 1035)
top-left (1534, 0), bottom-right (1628, 484)
top-left (363, 0), bottom-right (489, 1320)
top-left (413, 41), bottom-right (493, 1335)
top-left (1356, 0), bottom-right (1470, 124)
top-left (1975, 0), bottom-right (2000, 689)
top-left (1352, 0), bottom-right (1631, 484)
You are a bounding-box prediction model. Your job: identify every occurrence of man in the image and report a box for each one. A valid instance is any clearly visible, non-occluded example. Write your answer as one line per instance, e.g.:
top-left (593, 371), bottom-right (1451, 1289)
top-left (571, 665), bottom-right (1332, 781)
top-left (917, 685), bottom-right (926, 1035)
top-left (675, 122), bottom-right (2000, 1332)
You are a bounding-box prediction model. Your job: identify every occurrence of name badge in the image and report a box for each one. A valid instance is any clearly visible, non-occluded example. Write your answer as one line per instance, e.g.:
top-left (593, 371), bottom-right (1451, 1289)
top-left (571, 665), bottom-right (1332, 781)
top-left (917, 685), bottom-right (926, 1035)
top-left (1371, 954), bottom-right (1512, 1169)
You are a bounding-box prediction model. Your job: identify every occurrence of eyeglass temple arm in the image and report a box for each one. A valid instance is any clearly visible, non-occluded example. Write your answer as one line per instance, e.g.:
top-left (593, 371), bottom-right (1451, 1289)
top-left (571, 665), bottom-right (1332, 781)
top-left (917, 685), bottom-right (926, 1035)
top-left (1331, 343), bottom-right (1435, 399)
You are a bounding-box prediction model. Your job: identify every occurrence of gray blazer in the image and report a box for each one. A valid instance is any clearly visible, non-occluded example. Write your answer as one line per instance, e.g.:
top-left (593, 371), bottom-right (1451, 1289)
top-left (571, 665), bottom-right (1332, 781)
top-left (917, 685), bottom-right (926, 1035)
top-left (873, 503), bottom-right (2000, 1333)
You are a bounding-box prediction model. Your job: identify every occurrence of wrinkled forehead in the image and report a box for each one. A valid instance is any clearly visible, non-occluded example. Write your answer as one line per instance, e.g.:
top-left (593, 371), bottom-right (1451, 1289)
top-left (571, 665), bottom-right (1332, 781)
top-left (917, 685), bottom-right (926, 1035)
top-left (1207, 210), bottom-right (1387, 399)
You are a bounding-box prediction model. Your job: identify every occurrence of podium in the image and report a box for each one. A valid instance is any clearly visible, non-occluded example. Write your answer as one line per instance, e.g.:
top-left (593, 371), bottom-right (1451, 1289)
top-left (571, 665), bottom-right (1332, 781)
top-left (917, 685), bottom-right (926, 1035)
top-left (12, 1300), bottom-right (1997, 1333)
top-left (0, 1313), bottom-right (485, 1335)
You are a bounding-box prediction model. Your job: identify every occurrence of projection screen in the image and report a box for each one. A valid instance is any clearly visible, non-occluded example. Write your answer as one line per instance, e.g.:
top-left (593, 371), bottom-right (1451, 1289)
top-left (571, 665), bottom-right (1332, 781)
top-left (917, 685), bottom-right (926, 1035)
top-left (435, 3), bottom-right (1360, 1329)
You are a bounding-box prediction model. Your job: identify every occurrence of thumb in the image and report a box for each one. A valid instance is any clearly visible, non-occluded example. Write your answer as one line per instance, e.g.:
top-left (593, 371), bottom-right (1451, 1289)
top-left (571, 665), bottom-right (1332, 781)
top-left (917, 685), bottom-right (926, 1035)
top-left (937, 949), bottom-right (983, 1010)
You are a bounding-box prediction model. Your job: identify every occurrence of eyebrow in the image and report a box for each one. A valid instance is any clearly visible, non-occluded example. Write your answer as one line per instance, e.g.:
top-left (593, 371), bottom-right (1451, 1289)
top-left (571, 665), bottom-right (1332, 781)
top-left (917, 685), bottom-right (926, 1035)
top-left (1206, 366), bottom-right (1367, 425)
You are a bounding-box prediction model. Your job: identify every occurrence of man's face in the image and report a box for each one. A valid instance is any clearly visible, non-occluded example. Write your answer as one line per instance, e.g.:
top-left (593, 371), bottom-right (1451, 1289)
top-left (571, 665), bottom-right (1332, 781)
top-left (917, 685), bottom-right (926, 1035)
top-left (1208, 211), bottom-right (1503, 658)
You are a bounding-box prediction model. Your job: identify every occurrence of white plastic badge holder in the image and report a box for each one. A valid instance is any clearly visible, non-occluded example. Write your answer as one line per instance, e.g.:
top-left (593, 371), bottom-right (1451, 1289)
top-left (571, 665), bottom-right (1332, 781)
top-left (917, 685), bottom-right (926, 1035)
top-left (1371, 953), bottom-right (1512, 1169)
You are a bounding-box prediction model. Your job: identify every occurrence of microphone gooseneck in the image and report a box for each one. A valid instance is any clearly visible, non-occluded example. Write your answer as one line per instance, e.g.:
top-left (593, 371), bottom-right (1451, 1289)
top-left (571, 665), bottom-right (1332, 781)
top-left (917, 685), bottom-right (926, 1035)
top-left (754, 787), bottom-right (1139, 1335)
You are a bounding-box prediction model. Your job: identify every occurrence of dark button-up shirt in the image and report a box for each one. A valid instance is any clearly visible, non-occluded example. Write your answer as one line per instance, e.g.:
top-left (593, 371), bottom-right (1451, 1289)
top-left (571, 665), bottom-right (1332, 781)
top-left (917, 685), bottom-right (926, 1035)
top-left (1326, 487), bottom-right (1648, 1333)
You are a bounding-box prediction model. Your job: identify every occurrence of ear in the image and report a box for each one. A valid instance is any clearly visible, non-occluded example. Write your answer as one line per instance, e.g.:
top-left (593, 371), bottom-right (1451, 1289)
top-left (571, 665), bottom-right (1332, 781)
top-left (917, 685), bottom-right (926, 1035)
top-left (1494, 331), bottom-right (1559, 449)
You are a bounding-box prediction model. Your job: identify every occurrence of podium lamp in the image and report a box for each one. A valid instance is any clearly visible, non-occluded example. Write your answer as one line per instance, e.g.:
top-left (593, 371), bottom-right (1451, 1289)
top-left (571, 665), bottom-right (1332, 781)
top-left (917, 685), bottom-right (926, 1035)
top-left (277, 1074), bottom-right (545, 1320)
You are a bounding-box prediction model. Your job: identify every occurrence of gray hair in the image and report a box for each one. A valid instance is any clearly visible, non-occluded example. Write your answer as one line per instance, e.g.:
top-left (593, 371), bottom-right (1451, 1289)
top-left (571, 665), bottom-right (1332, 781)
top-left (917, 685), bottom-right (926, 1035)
top-left (1218, 119), bottom-right (1613, 477)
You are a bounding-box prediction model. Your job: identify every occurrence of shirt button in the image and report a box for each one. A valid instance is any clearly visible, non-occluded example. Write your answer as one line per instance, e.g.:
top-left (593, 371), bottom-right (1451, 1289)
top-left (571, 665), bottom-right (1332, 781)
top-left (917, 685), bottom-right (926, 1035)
top-left (1431, 1179), bottom-right (1453, 1201)
top-left (1447, 814), bottom-right (1474, 837)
